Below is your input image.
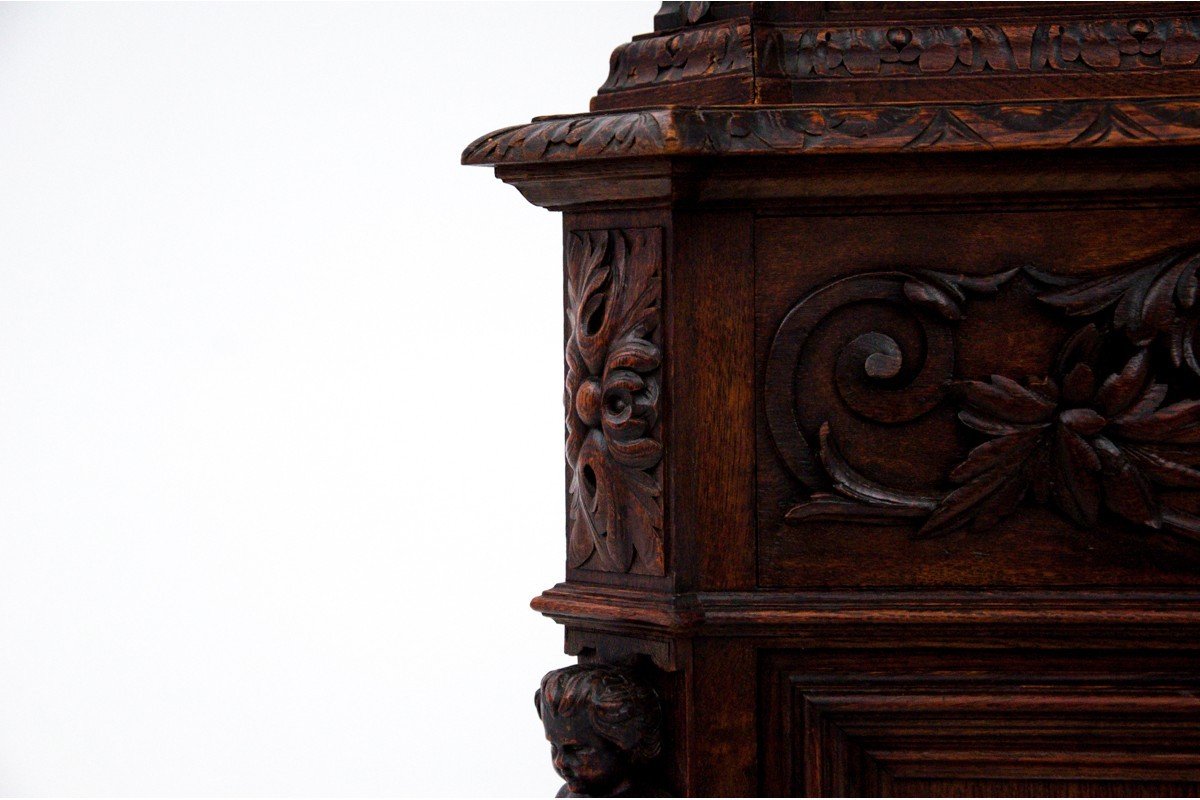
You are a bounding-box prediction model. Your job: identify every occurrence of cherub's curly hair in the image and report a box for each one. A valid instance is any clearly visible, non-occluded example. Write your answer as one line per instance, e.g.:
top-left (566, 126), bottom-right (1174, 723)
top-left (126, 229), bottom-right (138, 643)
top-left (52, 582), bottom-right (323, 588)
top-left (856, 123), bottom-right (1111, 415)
top-left (535, 665), bottom-right (662, 764)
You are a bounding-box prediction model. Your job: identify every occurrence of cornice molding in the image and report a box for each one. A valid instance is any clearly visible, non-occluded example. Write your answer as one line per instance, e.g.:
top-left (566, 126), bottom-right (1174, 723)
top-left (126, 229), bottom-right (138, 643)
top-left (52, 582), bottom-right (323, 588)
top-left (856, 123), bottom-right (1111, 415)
top-left (463, 97), bottom-right (1200, 166)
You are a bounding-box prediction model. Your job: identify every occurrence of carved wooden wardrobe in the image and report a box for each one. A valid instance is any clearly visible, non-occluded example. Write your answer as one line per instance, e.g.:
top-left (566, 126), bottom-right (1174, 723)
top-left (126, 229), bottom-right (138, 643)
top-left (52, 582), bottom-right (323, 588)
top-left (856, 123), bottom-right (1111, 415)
top-left (464, 2), bottom-right (1200, 796)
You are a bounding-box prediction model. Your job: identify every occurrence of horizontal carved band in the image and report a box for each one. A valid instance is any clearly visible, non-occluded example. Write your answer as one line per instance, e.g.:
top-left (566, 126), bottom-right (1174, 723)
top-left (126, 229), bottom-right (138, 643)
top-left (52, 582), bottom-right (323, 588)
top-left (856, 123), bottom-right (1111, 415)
top-left (609, 12), bottom-right (1200, 95)
top-left (762, 16), bottom-right (1200, 79)
top-left (594, 13), bottom-right (1200, 108)
top-left (462, 97), bottom-right (1200, 165)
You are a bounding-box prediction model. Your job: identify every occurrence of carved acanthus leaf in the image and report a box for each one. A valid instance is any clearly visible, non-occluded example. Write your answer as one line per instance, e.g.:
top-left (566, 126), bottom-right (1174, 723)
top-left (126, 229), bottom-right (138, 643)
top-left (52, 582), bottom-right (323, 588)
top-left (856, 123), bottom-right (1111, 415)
top-left (463, 112), bottom-right (668, 166)
top-left (1035, 249), bottom-right (1200, 374)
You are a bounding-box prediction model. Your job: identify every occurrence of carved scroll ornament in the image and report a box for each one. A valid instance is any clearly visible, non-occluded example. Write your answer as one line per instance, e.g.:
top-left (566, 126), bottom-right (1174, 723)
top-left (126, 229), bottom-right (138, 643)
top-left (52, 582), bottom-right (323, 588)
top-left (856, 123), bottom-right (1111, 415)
top-left (768, 248), bottom-right (1200, 545)
top-left (566, 229), bottom-right (664, 575)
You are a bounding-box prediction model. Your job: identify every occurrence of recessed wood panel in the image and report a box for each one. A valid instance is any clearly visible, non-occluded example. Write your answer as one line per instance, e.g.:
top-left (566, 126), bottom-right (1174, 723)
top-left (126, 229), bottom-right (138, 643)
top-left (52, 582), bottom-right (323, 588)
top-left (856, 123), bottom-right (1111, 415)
top-left (760, 649), bottom-right (1200, 797)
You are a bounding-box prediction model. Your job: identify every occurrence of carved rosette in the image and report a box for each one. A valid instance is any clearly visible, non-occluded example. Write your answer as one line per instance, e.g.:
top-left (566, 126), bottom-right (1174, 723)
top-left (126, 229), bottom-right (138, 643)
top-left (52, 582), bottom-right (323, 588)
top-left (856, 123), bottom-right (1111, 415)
top-left (769, 248), bottom-right (1200, 546)
top-left (565, 229), bottom-right (664, 575)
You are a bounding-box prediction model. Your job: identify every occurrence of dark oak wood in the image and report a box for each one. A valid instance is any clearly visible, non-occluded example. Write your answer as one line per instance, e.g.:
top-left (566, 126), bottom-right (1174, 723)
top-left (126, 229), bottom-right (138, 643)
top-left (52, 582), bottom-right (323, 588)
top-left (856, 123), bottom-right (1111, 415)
top-left (668, 211), bottom-right (756, 591)
top-left (465, 2), bottom-right (1200, 796)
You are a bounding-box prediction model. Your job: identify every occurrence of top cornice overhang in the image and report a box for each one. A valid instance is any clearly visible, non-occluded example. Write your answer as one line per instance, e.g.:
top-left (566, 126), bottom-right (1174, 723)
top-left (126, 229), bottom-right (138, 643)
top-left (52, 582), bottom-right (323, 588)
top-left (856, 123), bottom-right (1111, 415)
top-left (464, 2), bottom-right (1200, 168)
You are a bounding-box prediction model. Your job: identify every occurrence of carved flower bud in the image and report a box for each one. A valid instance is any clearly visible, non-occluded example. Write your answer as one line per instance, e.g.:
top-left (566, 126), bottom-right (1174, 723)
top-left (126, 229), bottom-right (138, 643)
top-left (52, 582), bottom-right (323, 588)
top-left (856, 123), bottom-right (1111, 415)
top-left (887, 27), bottom-right (912, 49)
top-left (1128, 19), bottom-right (1152, 38)
top-left (576, 378), bottom-right (604, 427)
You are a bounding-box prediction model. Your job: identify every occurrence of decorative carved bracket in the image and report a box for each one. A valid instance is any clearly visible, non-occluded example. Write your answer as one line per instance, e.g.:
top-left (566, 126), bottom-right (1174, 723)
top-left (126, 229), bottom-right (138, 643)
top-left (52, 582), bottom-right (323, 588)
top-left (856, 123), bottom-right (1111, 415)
top-left (566, 629), bottom-right (684, 673)
top-left (536, 664), bottom-right (666, 797)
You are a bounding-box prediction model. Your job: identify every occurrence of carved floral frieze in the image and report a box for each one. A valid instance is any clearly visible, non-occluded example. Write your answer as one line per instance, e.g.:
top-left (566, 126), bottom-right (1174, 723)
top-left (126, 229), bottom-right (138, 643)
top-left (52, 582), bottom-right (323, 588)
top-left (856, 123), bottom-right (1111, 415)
top-left (605, 14), bottom-right (1200, 94)
top-left (765, 16), bottom-right (1200, 79)
top-left (565, 228), bottom-right (664, 575)
top-left (769, 248), bottom-right (1200, 545)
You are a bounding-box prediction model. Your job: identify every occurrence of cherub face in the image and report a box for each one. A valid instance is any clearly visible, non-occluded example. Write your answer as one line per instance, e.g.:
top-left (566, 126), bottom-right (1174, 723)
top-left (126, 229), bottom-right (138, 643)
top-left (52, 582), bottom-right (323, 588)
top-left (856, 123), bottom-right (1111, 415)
top-left (542, 706), bottom-right (630, 797)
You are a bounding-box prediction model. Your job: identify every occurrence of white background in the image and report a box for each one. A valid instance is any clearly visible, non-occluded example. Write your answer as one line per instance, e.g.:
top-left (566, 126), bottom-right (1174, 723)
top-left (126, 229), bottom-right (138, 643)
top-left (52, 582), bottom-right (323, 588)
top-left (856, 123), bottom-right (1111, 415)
top-left (0, 2), bottom-right (651, 795)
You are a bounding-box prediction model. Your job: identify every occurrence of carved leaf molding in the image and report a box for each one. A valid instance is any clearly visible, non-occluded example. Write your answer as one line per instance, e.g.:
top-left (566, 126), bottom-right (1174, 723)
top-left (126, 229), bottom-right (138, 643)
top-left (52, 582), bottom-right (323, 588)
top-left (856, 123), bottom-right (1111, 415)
top-left (461, 98), bottom-right (1200, 165)
top-left (599, 20), bottom-right (752, 93)
top-left (566, 229), bottom-right (664, 575)
top-left (774, 248), bottom-right (1200, 546)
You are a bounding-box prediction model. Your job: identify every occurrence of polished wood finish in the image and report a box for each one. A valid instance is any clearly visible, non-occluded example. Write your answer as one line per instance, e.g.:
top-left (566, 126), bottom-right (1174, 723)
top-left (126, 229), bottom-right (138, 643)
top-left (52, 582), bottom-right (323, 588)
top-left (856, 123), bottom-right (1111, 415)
top-left (465, 3), bottom-right (1200, 796)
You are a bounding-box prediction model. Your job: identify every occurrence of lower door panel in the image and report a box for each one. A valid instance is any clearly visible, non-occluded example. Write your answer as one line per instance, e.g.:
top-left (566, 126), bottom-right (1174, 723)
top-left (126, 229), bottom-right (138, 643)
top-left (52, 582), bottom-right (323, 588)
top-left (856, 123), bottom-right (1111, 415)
top-left (759, 649), bottom-right (1200, 797)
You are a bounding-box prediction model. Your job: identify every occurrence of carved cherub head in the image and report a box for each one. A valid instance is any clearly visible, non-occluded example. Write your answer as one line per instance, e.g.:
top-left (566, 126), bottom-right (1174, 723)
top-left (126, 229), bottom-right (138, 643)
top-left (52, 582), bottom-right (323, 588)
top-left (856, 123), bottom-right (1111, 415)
top-left (535, 665), bottom-right (662, 798)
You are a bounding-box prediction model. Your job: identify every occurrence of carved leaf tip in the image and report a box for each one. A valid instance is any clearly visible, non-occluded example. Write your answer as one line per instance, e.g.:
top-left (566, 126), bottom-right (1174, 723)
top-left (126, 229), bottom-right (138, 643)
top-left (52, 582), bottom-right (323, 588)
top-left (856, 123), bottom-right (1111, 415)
top-left (783, 423), bottom-right (939, 524)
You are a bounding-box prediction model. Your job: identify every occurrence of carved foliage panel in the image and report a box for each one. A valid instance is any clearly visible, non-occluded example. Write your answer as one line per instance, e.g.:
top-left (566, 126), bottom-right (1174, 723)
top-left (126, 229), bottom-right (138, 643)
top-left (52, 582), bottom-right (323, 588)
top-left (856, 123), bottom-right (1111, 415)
top-left (756, 210), bottom-right (1200, 587)
top-left (769, 256), bottom-right (1200, 540)
top-left (566, 228), bottom-right (664, 575)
